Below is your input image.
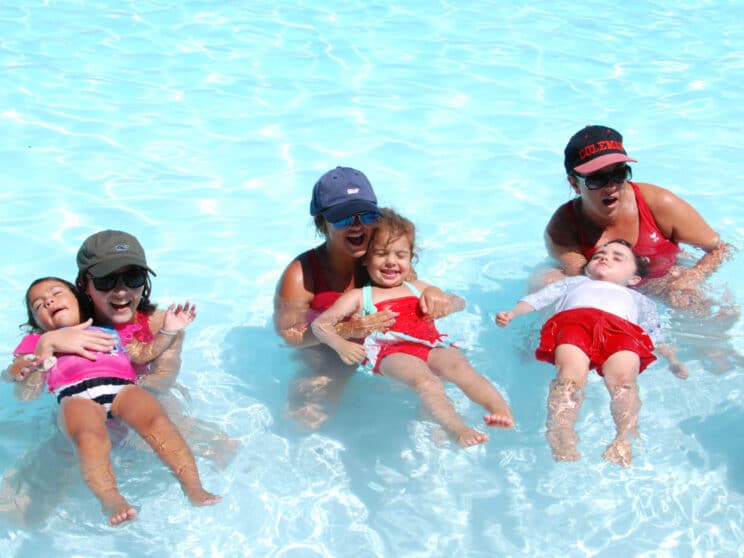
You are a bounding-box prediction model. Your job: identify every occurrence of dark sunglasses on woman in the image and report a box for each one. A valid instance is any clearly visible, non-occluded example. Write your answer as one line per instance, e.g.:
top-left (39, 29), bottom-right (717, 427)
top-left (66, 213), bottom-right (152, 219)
top-left (89, 268), bottom-right (148, 292)
top-left (575, 165), bottom-right (632, 190)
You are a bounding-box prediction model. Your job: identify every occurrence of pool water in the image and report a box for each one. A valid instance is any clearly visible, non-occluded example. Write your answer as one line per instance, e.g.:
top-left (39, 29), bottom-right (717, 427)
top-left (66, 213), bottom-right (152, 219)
top-left (1, 2), bottom-right (743, 557)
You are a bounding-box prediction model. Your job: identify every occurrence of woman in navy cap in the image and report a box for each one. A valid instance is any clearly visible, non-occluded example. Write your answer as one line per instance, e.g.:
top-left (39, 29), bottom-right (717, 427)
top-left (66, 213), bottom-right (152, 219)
top-left (274, 166), bottom-right (452, 429)
top-left (544, 125), bottom-right (729, 310)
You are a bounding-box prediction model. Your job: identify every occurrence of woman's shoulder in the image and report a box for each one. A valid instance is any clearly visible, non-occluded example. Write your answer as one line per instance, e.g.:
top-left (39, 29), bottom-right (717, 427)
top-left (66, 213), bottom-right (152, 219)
top-left (635, 182), bottom-right (679, 208)
top-left (635, 181), bottom-right (693, 225)
top-left (275, 248), bottom-right (319, 304)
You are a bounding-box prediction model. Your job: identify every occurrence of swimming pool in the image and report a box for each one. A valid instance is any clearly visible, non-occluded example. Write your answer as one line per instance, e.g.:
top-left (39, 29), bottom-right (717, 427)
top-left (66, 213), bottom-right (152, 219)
top-left (1, 1), bottom-right (742, 556)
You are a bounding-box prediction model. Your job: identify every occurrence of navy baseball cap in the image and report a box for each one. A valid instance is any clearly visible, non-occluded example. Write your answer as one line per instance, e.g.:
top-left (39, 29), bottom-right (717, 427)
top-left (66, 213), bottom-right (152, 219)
top-left (77, 230), bottom-right (156, 278)
top-left (309, 166), bottom-right (378, 223)
top-left (564, 125), bottom-right (637, 174)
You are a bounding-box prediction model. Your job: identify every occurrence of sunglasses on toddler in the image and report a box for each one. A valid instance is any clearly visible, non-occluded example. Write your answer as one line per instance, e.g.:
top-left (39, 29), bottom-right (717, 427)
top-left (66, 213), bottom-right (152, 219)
top-left (575, 165), bottom-right (632, 190)
top-left (89, 268), bottom-right (148, 291)
top-left (330, 210), bottom-right (381, 229)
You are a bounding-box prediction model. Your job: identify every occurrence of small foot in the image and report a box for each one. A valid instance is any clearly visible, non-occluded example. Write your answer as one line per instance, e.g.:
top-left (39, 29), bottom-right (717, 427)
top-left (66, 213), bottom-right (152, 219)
top-left (456, 427), bottom-right (489, 447)
top-left (546, 427), bottom-right (581, 462)
top-left (603, 437), bottom-right (633, 468)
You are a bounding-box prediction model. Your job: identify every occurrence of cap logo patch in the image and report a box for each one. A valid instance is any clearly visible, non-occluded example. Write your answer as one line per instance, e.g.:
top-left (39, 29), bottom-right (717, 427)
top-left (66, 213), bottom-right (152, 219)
top-left (114, 244), bottom-right (130, 252)
top-left (346, 188), bottom-right (359, 194)
top-left (579, 140), bottom-right (624, 161)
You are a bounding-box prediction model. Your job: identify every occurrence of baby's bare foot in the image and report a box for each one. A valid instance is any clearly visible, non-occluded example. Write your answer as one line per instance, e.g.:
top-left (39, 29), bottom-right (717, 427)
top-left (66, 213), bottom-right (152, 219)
top-left (603, 437), bottom-right (633, 468)
top-left (456, 427), bottom-right (488, 447)
top-left (483, 396), bottom-right (514, 429)
top-left (484, 413), bottom-right (514, 429)
top-left (185, 485), bottom-right (222, 506)
top-left (103, 496), bottom-right (137, 526)
top-left (546, 427), bottom-right (581, 462)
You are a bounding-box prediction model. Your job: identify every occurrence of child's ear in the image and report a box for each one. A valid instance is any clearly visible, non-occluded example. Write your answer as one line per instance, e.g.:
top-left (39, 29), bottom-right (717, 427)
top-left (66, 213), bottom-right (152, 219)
top-left (627, 274), bottom-right (642, 287)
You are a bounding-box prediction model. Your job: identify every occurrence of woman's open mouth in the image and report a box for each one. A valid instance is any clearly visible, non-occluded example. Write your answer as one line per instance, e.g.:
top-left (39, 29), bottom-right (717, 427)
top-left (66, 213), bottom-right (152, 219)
top-left (602, 196), bottom-right (619, 207)
top-left (347, 233), bottom-right (366, 246)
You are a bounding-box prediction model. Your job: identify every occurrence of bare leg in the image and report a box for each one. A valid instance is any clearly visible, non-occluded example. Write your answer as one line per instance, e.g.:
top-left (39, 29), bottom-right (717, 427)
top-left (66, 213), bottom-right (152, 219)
top-left (111, 386), bottom-right (221, 506)
top-left (546, 344), bottom-right (590, 462)
top-left (287, 346), bottom-right (355, 431)
top-left (600, 351), bottom-right (641, 468)
top-left (59, 398), bottom-right (136, 526)
top-left (427, 347), bottom-right (514, 428)
top-left (380, 353), bottom-right (487, 447)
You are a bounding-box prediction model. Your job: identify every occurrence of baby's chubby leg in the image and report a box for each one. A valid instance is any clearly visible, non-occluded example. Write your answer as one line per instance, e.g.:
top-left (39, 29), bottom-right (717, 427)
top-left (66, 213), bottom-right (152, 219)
top-left (59, 398), bottom-right (136, 526)
top-left (427, 347), bottom-right (514, 429)
top-left (111, 385), bottom-right (221, 506)
top-left (600, 351), bottom-right (641, 468)
top-left (380, 353), bottom-right (487, 447)
top-left (546, 344), bottom-right (590, 462)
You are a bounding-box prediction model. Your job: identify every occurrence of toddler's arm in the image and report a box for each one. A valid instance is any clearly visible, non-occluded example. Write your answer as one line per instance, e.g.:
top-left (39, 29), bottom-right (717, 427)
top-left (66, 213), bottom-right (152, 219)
top-left (655, 342), bottom-right (688, 379)
top-left (495, 301), bottom-right (536, 327)
top-left (311, 291), bottom-right (367, 365)
top-left (126, 303), bottom-right (196, 366)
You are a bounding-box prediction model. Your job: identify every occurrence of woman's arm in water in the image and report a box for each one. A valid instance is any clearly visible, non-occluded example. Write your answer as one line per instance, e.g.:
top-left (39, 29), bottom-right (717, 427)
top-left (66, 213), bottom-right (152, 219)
top-left (544, 203), bottom-right (590, 279)
top-left (128, 310), bottom-right (184, 393)
top-left (34, 320), bottom-right (117, 361)
top-left (641, 183), bottom-right (732, 308)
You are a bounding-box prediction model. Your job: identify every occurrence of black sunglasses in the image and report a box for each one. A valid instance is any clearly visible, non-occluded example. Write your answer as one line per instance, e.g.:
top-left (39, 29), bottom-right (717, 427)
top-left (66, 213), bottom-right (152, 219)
top-left (575, 165), bottom-right (632, 190)
top-left (89, 268), bottom-right (147, 292)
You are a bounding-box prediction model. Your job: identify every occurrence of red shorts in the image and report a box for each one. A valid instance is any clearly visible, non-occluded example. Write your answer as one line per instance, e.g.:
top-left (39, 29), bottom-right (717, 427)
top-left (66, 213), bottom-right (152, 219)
top-left (535, 308), bottom-right (656, 375)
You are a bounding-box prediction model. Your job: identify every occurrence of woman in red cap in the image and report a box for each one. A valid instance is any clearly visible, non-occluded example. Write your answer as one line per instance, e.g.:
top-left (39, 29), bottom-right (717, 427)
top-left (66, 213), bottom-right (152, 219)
top-left (545, 125), bottom-right (729, 310)
top-left (274, 167), bottom-right (454, 429)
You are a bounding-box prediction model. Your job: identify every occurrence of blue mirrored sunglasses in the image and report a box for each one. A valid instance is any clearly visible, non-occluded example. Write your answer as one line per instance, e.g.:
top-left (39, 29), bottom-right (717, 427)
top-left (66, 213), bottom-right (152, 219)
top-left (330, 210), bottom-right (381, 229)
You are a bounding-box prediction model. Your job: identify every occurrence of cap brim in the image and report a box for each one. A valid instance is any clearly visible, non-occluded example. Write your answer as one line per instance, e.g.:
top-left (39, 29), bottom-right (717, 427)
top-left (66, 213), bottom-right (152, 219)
top-left (87, 255), bottom-right (156, 278)
top-left (574, 154), bottom-right (637, 174)
top-left (322, 200), bottom-right (378, 223)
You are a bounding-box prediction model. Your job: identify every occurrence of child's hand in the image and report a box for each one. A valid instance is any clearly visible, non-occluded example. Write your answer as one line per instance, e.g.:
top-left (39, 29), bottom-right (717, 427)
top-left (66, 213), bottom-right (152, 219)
top-left (495, 311), bottom-right (514, 327)
top-left (8, 355), bottom-right (45, 381)
top-left (162, 302), bottom-right (197, 333)
top-left (669, 361), bottom-right (689, 380)
top-left (336, 341), bottom-right (366, 365)
top-left (343, 310), bottom-right (396, 339)
top-left (419, 286), bottom-right (452, 319)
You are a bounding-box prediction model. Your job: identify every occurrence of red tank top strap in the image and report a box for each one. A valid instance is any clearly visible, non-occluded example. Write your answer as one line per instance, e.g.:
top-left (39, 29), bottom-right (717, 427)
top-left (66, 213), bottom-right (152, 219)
top-left (307, 248), bottom-right (330, 292)
top-left (306, 248), bottom-right (342, 313)
top-left (630, 181), bottom-right (659, 240)
top-left (628, 181), bottom-right (680, 279)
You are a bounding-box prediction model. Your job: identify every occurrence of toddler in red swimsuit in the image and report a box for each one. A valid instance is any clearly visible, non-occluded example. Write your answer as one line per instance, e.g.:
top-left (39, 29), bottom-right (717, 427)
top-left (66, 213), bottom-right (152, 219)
top-left (312, 208), bottom-right (513, 447)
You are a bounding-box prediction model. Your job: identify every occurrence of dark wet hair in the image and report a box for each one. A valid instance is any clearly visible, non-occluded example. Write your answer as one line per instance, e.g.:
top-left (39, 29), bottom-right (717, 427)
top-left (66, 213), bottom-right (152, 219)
top-left (597, 239), bottom-right (649, 278)
top-left (367, 208), bottom-right (419, 265)
top-left (75, 268), bottom-right (157, 315)
top-left (313, 214), bottom-right (327, 237)
top-left (22, 277), bottom-right (90, 333)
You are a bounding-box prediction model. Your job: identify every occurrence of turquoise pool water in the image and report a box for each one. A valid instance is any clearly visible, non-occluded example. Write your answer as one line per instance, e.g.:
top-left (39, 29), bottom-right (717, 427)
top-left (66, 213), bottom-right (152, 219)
top-left (1, 2), bottom-right (742, 556)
